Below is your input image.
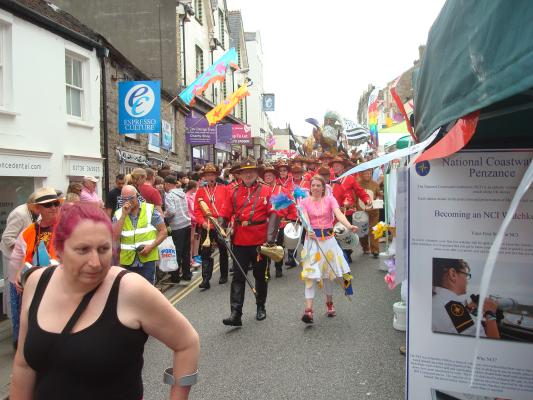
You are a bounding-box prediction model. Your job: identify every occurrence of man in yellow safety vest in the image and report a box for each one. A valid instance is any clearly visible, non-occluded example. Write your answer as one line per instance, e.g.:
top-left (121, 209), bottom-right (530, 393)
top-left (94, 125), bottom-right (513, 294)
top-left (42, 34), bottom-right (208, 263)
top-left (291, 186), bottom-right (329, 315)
top-left (113, 185), bottom-right (167, 284)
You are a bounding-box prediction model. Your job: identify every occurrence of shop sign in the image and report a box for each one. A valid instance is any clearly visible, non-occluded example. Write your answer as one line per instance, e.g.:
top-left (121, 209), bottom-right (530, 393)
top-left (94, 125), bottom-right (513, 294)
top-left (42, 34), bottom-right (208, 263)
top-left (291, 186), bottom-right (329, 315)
top-left (65, 157), bottom-right (102, 177)
top-left (232, 124), bottom-right (252, 145)
top-left (0, 153), bottom-right (50, 177)
top-left (161, 120), bottom-right (173, 150)
top-left (185, 117), bottom-right (216, 145)
top-left (118, 80), bottom-right (161, 134)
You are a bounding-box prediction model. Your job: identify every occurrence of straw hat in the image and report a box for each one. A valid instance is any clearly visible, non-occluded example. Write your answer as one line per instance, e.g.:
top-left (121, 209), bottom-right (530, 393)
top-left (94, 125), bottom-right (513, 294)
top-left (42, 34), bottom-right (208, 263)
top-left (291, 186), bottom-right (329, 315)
top-left (200, 163), bottom-right (220, 177)
top-left (260, 163), bottom-right (279, 178)
top-left (329, 156), bottom-right (351, 168)
top-left (32, 187), bottom-right (62, 205)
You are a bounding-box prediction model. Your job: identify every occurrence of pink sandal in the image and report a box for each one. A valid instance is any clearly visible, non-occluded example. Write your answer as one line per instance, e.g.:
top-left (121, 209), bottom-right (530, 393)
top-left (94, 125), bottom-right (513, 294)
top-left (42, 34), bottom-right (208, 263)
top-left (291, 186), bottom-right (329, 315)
top-left (326, 301), bottom-right (336, 317)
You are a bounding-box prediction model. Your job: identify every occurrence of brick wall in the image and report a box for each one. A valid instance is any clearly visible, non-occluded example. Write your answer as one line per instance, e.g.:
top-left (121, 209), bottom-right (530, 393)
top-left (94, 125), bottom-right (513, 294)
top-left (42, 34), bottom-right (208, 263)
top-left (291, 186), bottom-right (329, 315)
top-left (102, 56), bottom-right (188, 193)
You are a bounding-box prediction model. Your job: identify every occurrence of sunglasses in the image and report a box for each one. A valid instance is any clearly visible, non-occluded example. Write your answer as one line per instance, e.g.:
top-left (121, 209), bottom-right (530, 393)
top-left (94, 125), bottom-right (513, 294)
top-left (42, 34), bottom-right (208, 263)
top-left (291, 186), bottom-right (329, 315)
top-left (42, 201), bottom-right (61, 208)
top-left (121, 195), bottom-right (136, 202)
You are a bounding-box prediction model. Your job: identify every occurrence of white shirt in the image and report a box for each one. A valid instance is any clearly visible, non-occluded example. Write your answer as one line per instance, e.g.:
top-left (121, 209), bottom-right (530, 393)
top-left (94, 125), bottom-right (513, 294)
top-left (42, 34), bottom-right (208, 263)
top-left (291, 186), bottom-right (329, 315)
top-left (432, 287), bottom-right (486, 337)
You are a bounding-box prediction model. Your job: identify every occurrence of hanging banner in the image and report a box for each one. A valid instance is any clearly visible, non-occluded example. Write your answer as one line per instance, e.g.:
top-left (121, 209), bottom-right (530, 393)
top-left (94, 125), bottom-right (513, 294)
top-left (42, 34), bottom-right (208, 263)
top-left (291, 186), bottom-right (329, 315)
top-left (407, 149), bottom-right (533, 400)
top-left (185, 117), bottom-right (216, 145)
top-left (262, 93), bottom-right (275, 111)
top-left (161, 120), bottom-right (172, 150)
top-left (179, 48), bottom-right (239, 106)
top-left (232, 124), bottom-right (252, 145)
top-left (118, 81), bottom-right (161, 134)
top-left (206, 82), bottom-right (250, 126)
top-left (216, 124), bottom-right (233, 144)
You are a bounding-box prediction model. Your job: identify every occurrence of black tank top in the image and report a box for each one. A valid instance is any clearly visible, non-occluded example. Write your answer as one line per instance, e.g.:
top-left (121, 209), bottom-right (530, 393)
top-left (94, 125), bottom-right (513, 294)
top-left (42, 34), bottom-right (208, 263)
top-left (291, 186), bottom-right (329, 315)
top-left (24, 267), bottom-right (148, 400)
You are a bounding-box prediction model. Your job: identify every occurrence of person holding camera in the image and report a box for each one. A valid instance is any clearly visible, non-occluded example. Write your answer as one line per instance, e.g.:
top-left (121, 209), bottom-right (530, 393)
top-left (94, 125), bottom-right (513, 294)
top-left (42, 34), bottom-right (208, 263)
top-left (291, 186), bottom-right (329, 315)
top-left (112, 185), bottom-right (167, 284)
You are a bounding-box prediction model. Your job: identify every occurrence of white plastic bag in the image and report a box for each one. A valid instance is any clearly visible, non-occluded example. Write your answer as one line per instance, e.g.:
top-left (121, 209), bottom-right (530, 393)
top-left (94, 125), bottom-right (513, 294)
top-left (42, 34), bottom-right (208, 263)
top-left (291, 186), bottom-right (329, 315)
top-left (158, 237), bottom-right (179, 272)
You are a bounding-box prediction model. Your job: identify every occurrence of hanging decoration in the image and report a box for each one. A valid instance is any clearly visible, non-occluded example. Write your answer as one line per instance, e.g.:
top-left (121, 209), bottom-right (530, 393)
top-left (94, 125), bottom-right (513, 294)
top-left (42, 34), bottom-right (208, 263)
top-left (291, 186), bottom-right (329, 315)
top-left (206, 82), bottom-right (250, 126)
top-left (178, 47), bottom-right (239, 106)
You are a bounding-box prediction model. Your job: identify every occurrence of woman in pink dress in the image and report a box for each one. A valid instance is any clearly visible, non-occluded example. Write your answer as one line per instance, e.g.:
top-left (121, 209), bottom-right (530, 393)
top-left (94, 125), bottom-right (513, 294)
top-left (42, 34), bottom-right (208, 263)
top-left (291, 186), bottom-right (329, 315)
top-left (299, 175), bottom-right (358, 323)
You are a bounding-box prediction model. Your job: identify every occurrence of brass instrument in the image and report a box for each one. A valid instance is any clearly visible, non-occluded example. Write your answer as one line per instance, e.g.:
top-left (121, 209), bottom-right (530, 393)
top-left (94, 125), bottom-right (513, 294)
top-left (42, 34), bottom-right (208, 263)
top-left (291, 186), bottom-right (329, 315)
top-left (202, 219), bottom-right (211, 247)
top-left (258, 245), bottom-right (285, 262)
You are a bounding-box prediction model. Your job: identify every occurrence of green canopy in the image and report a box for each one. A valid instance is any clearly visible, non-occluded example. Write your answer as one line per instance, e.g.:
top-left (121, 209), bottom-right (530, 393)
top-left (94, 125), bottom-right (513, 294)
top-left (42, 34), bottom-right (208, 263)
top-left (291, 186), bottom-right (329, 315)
top-left (414, 0), bottom-right (533, 147)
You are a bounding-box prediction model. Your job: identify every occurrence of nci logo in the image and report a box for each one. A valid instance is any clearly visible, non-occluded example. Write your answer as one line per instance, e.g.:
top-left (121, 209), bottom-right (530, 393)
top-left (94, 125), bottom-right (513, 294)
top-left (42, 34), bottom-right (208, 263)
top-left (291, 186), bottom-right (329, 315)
top-left (415, 161), bottom-right (431, 176)
top-left (125, 83), bottom-right (155, 117)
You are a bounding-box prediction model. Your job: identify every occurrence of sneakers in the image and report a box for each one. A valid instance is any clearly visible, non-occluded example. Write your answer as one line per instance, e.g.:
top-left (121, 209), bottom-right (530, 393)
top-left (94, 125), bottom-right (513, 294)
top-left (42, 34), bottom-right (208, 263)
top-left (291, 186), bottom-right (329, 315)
top-left (326, 301), bottom-right (336, 317)
top-left (301, 308), bottom-right (314, 324)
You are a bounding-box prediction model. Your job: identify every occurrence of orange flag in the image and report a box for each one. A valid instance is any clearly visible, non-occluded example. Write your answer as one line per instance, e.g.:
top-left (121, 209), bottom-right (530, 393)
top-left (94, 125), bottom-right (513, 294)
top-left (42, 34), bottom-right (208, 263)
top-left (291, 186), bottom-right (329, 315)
top-left (206, 83), bottom-right (250, 126)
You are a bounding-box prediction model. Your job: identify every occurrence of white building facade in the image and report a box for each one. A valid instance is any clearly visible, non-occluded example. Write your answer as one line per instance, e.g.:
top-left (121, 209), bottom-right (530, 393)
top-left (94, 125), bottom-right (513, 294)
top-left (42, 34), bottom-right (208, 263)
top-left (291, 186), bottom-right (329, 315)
top-left (0, 5), bottom-right (103, 288)
top-left (244, 31), bottom-right (271, 159)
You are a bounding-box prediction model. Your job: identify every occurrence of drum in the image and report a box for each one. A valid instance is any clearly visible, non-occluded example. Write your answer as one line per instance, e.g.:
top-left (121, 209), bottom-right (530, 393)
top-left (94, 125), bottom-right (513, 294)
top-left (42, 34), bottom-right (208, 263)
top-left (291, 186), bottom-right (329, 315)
top-left (283, 222), bottom-right (302, 249)
top-left (352, 211), bottom-right (369, 238)
top-left (333, 222), bottom-right (359, 250)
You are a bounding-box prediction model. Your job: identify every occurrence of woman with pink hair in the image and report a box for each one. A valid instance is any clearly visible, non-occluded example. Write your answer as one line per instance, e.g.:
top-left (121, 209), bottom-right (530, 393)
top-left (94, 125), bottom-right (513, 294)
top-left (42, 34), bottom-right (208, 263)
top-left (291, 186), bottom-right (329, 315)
top-left (11, 202), bottom-right (199, 400)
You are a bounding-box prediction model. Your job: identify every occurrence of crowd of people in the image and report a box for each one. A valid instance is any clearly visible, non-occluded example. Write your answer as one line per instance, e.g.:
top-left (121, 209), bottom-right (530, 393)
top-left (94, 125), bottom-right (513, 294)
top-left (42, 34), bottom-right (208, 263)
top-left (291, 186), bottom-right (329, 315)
top-left (0, 150), bottom-right (383, 398)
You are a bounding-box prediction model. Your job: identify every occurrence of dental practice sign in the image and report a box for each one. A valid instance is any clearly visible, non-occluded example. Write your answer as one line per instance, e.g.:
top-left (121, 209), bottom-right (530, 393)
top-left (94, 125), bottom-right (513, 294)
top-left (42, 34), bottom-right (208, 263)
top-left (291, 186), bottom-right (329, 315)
top-left (118, 81), bottom-right (161, 134)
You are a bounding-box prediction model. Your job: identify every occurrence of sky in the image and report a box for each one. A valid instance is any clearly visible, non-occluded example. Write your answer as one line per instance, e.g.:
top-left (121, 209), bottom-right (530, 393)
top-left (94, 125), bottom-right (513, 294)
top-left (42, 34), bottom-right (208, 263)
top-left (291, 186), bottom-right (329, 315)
top-left (225, 0), bottom-right (446, 137)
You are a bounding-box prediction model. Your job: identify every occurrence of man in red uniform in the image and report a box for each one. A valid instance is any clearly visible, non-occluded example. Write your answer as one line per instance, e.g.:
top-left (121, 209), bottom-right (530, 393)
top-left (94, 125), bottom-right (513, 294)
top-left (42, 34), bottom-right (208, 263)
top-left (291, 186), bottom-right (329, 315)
top-left (262, 164), bottom-right (297, 277)
top-left (194, 163), bottom-right (229, 289)
top-left (330, 156), bottom-right (372, 262)
top-left (275, 159), bottom-right (292, 193)
top-left (302, 157), bottom-right (319, 184)
top-left (220, 157), bottom-right (280, 326)
top-left (290, 164), bottom-right (305, 188)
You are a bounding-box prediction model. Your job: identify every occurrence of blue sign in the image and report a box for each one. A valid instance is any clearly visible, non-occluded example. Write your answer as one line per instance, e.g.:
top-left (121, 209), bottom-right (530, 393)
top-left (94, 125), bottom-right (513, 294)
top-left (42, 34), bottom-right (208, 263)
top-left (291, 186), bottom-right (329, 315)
top-left (161, 120), bottom-right (172, 150)
top-left (415, 161), bottom-right (431, 176)
top-left (262, 93), bottom-right (275, 111)
top-left (118, 81), bottom-right (161, 134)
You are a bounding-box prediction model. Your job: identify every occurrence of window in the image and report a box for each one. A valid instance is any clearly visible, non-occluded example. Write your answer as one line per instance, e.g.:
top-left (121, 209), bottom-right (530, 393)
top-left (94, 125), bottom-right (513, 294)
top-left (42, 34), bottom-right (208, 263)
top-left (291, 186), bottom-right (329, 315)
top-left (194, 0), bottom-right (203, 24)
top-left (218, 10), bottom-right (225, 49)
top-left (239, 101), bottom-right (244, 120)
top-left (195, 46), bottom-right (204, 78)
top-left (0, 19), bottom-right (13, 110)
top-left (65, 53), bottom-right (84, 118)
top-left (222, 77), bottom-right (227, 99)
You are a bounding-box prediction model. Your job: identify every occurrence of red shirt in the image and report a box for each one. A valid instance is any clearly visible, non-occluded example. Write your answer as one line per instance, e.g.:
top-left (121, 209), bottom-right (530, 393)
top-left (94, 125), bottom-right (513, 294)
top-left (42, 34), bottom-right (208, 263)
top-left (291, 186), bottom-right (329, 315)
top-left (333, 175), bottom-right (371, 215)
top-left (266, 183), bottom-right (297, 227)
top-left (194, 183), bottom-right (227, 228)
top-left (221, 181), bottom-right (273, 246)
top-left (138, 183), bottom-right (162, 206)
top-left (276, 175), bottom-right (294, 194)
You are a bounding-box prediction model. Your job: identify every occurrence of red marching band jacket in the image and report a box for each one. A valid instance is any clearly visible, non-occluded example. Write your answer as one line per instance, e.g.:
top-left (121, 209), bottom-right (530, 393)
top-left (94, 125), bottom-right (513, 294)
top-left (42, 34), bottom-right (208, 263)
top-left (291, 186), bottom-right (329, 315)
top-left (194, 184), bottom-right (228, 229)
top-left (220, 181), bottom-right (274, 246)
top-left (331, 175), bottom-right (371, 215)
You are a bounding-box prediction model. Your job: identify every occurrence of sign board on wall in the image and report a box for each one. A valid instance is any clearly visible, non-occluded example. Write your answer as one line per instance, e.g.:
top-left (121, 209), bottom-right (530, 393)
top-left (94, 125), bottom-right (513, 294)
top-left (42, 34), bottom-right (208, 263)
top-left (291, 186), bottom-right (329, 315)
top-left (232, 124), bottom-right (252, 145)
top-left (407, 150), bottom-right (533, 400)
top-left (185, 117), bottom-right (216, 145)
top-left (118, 81), bottom-right (161, 134)
top-left (0, 153), bottom-right (51, 177)
top-left (161, 120), bottom-right (172, 150)
top-left (64, 156), bottom-right (103, 177)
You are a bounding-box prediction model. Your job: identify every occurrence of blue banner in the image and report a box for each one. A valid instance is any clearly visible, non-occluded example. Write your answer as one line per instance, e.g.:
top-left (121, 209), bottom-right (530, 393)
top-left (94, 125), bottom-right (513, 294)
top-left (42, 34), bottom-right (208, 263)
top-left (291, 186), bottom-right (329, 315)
top-left (118, 81), bottom-right (161, 134)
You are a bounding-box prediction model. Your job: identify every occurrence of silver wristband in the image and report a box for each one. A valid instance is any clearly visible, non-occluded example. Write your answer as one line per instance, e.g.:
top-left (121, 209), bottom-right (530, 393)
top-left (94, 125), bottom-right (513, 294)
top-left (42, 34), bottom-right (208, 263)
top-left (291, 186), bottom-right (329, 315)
top-left (163, 367), bottom-right (198, 387)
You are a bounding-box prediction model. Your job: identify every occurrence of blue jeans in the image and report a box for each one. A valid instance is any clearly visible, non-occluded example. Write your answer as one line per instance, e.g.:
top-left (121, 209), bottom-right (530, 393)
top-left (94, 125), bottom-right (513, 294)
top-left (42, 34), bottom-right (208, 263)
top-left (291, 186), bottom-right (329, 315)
top-left (125, 261), bottom-right (156, 284)
top-left (9, 283), bottom-right (22, 344)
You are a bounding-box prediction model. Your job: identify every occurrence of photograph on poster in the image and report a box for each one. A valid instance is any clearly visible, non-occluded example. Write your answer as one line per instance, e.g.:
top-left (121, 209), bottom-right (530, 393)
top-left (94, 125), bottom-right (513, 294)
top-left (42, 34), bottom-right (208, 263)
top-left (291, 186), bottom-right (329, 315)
top-left (431, 388), bottom-right (510, 400)
top-left (432, 257), bottom-right (533, 342)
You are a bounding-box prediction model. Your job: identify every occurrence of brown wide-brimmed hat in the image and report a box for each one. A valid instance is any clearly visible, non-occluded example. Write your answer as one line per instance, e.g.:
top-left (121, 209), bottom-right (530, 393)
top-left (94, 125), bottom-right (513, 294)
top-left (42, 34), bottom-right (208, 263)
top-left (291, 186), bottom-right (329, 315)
top-left (317, 166), bottom-right (331, 177)
top-left (320, 151), bottom-right (334, 160)
top-left (260, 163), bottom-right (279, 178)
top-left (291, 165), bottom-right (304, 174)
top-left (329, 156), bottom-right (351, 168)
top-left (275, 159), bottom-right (291, 171)
top-left (32, 187), bottom-right (62, 205)
top-left (234, 157), bottom-right (259, 173)
top-left (200, 163), bottom-right (220, 177)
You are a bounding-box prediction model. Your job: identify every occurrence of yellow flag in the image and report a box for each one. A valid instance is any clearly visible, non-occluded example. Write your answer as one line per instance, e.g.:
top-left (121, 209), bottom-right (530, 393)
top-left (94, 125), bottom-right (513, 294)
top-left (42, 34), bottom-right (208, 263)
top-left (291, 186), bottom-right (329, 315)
top-left (206, 83), bottom-right (250, 125)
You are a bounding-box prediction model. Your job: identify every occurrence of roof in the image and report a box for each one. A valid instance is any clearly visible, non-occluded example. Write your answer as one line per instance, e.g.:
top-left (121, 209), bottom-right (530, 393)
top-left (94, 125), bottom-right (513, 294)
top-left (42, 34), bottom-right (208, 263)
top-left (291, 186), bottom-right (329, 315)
top-left (227, 10), bottom-right (242, 50)
top-left (3, 0), bottom-right (102, 48)
top-left (414, 0), bottom-right (533, 145)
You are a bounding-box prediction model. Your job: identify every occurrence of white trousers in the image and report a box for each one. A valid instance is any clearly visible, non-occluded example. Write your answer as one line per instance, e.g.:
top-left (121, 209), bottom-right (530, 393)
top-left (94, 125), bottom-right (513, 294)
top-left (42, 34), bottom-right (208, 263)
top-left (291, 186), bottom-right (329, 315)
top-left (304, 279), bottom-right (335, 299)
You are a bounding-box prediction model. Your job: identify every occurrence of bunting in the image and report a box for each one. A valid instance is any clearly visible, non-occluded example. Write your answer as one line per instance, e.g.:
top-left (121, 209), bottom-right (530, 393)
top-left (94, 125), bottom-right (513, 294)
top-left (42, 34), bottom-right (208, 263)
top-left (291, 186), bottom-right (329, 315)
top-left (205, 82), bottom-right (250, 126)
top-left (178, 48), bottom-right (239, 106)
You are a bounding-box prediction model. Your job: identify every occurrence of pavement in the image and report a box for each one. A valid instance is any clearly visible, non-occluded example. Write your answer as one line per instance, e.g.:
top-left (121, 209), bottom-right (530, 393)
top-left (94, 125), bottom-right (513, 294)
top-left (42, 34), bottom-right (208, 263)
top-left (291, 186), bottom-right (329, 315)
top-left (0, 246), bottom-right (406, 399)
top-left (143, 246), bottom-right (406, 400)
